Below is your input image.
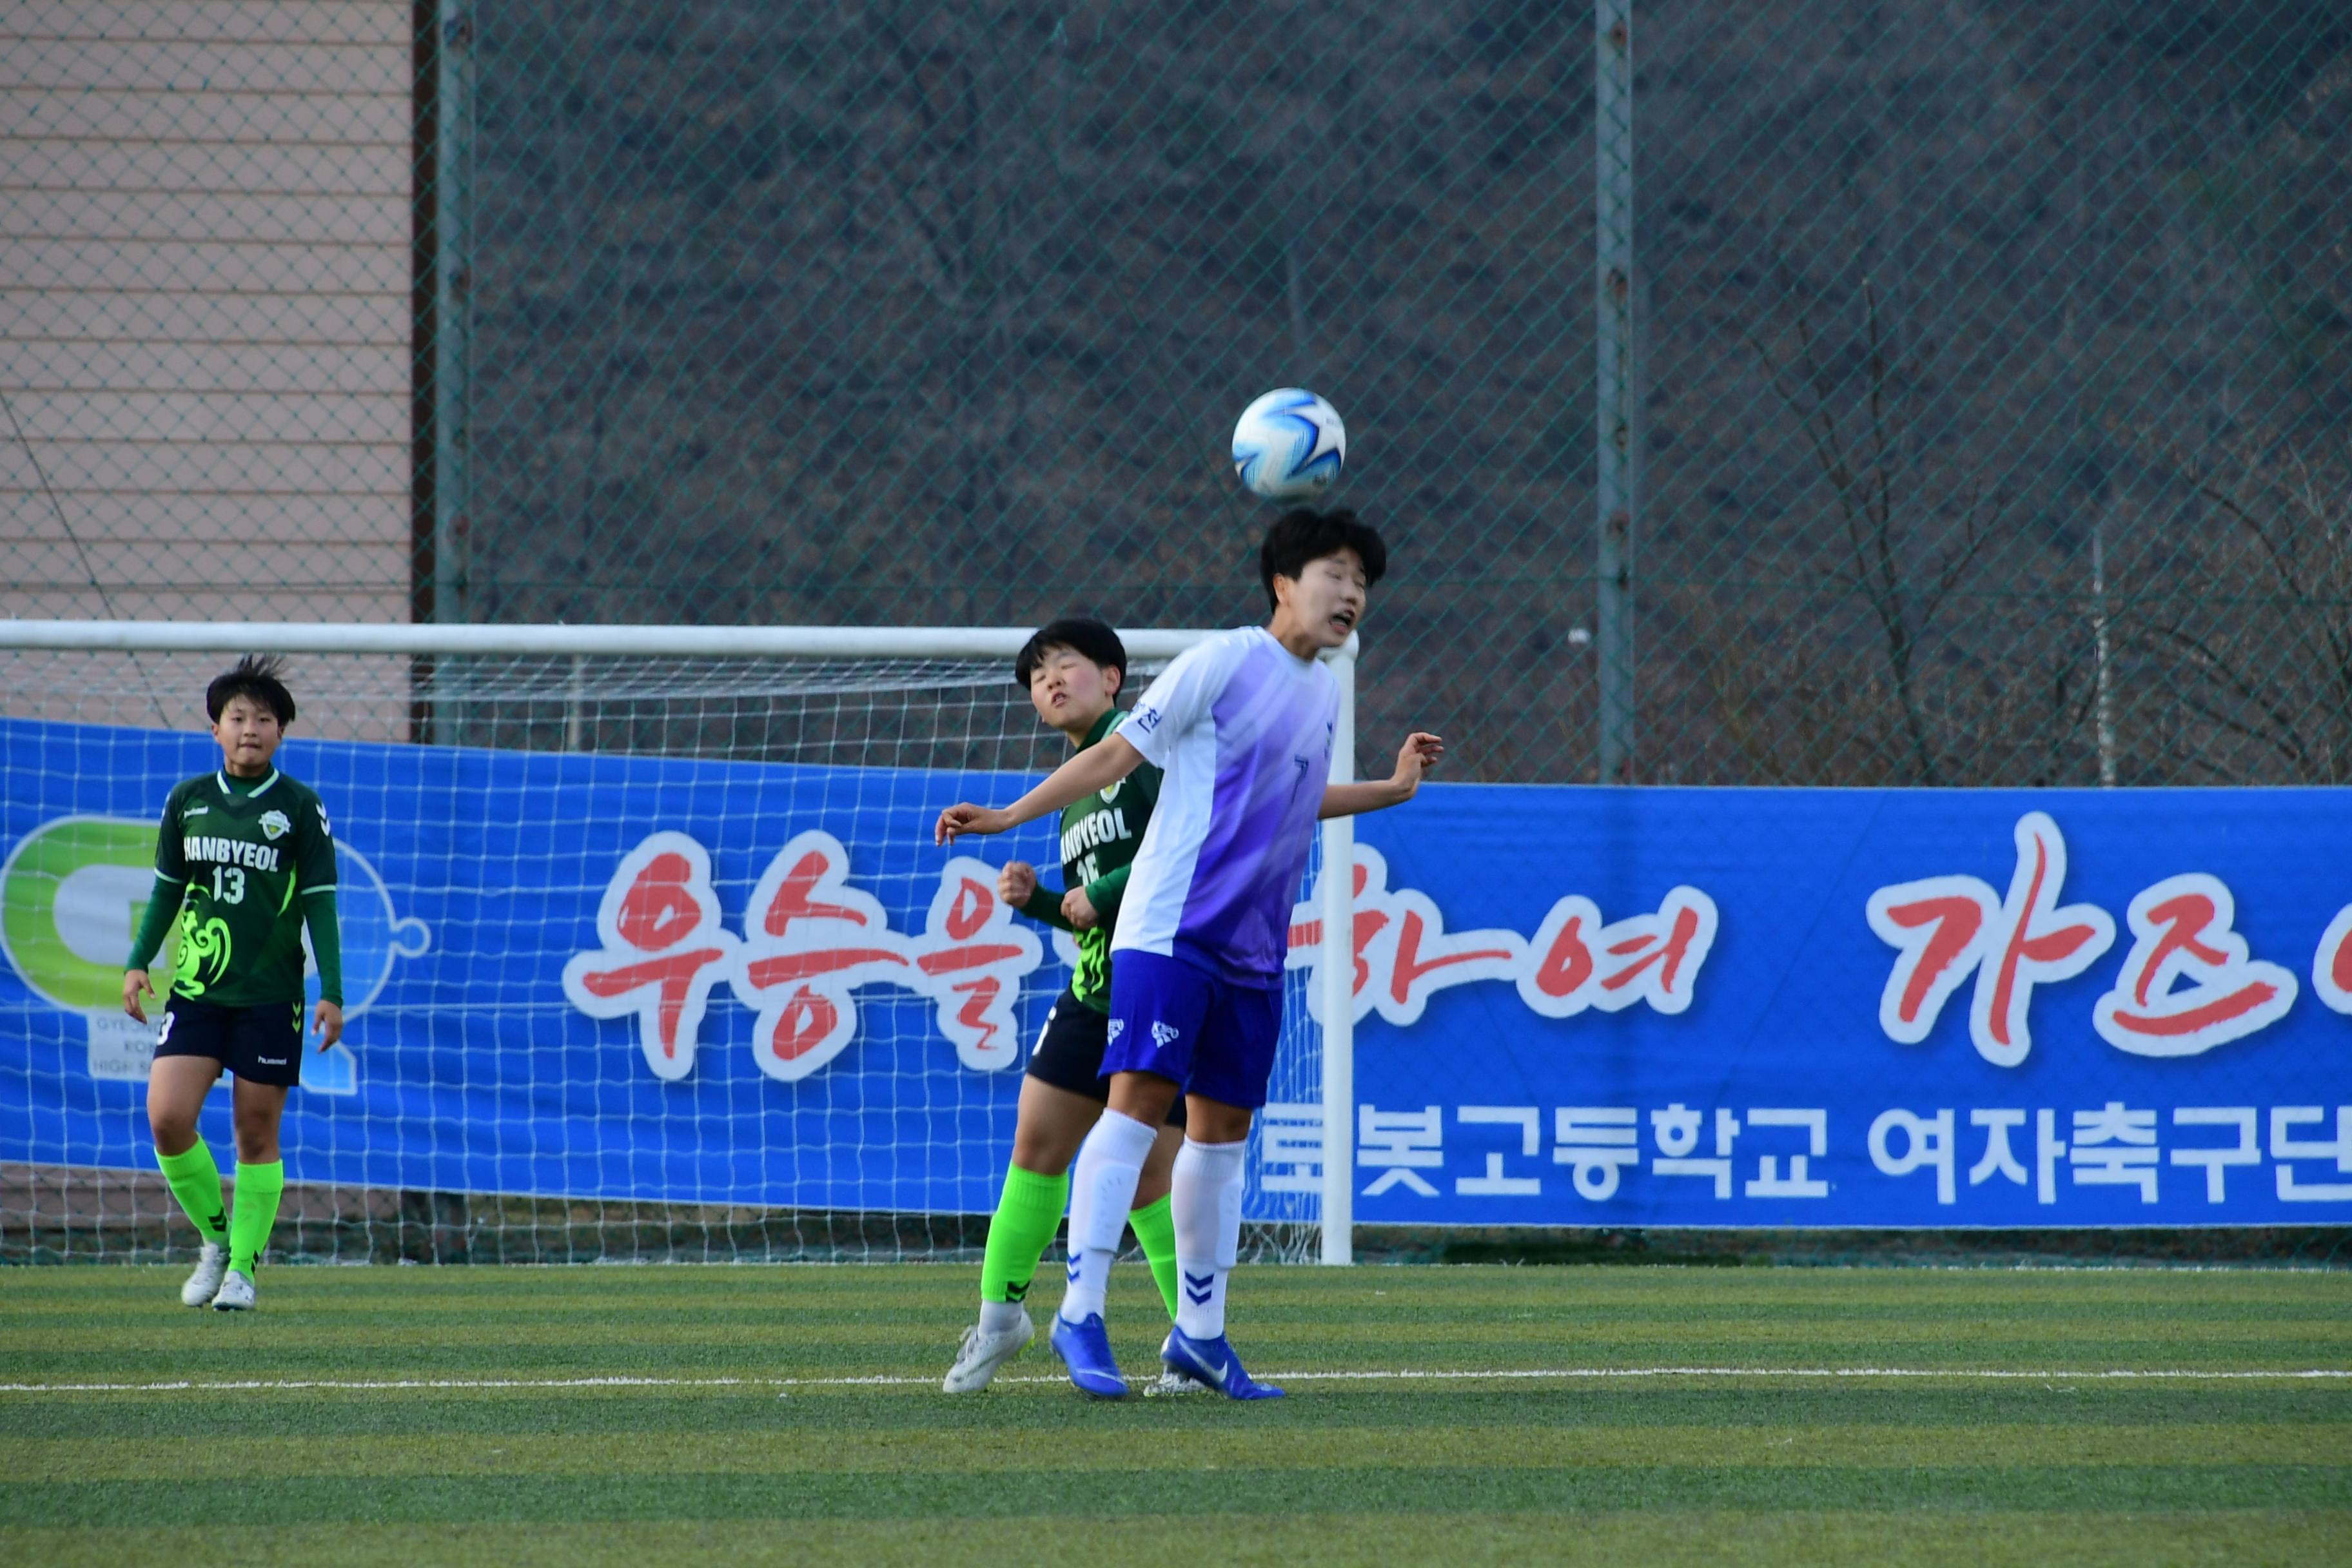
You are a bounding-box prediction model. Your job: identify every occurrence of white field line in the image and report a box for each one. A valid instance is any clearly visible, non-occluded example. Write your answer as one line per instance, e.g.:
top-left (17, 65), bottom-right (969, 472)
top-left (2, 1366), bottom-right (2348, 1396)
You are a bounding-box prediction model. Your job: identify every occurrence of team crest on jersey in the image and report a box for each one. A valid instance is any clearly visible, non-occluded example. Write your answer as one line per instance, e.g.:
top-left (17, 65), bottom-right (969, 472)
top-left (259, 810), bottom-right (291, 841)
top-left (1099, 781), bottom-right (1122, 803)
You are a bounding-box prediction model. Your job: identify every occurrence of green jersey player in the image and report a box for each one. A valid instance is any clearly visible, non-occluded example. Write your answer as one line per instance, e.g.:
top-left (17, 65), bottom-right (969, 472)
top-left (943, 618), bottom-right (1190, 1393)
top-left (122, 655), bottom-right (344, 1311)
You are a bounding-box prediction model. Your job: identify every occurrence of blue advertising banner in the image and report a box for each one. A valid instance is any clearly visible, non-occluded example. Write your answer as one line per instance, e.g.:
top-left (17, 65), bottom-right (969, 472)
top-left (1274, 790), bottom-right (2352, 1228)
top-left (5, 715), bottom-right (2349, 1226)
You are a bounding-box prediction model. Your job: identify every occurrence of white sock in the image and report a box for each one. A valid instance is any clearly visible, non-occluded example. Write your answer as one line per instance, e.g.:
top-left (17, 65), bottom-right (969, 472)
top-left (1171, 1136), bottom-right (1247, 1340)
top-left (978, 1299), bottom-right (1026, 1335)
top-left (1057, 1110), bottom-right (1155, 1325)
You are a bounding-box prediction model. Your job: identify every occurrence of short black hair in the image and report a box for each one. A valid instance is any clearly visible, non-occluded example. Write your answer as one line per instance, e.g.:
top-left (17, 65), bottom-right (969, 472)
top-left (1013, 616), bottom-right (1127, 691)
top-left (205, 654), bottom-right (296, 726)
top-left (1259, 507), bottom-right (1387, 609)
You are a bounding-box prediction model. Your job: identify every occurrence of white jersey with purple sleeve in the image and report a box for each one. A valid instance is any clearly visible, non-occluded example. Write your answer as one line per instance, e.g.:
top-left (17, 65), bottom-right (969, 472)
top-left (1109, 626), bottom-right (1338, 987)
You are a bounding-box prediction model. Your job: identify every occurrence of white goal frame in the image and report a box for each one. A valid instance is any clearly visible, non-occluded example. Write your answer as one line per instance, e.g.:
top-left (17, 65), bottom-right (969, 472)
top-left (0, 619), bottom-right (1360, 1265)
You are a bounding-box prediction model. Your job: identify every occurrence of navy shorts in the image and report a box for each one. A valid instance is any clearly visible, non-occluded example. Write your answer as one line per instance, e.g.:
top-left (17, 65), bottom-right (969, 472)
top-left (1026, 988), bottom-right (1186, 1128)
top-left (1102, 950), bottom-right (1283, 1110)
top-left (156, 995), bottom-right (306, 1088)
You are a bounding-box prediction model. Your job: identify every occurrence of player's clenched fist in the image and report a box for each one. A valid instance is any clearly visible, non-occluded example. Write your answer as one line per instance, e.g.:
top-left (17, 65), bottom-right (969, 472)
top-left (935, 802), bottom-right (1011, 845)
top-left (997, 861), bottom-right (1038, 906)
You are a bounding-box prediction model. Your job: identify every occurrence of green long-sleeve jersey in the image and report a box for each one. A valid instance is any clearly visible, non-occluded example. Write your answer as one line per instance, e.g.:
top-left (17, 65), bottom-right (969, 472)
top-left (1015, 706), bottom-right (1161, 1013)
top-left (128, 768), bottom-right (342, 1008)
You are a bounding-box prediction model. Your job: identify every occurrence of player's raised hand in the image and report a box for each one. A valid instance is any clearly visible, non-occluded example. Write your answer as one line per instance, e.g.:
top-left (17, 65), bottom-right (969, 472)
top-left (1389, 731), bottom-right (1446, 796)
top-left (1062, 885), bottom-right (1099, 931)
top-left (122, 968), bottom-right (153, 1024)
top-left (313, 999), bottom-right (344, 1051)
top-left (997, 861), bottom-right (1038, 906)
top-left (936, 802), bottom-right (1011, 846)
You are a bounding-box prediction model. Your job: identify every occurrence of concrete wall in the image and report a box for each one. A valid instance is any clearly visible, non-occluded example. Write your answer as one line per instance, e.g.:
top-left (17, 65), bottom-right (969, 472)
top-left (1, 0), bottom-right (415, 733)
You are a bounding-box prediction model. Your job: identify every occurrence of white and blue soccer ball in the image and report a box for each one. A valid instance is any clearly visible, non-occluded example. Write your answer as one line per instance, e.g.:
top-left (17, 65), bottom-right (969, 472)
top-left (1231, 388), bottom-right (1346, 500)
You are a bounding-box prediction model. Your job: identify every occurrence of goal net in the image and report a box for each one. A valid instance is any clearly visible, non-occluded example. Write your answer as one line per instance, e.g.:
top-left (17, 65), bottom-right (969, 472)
top-left (0, 624), bottom-right (1355, 1266)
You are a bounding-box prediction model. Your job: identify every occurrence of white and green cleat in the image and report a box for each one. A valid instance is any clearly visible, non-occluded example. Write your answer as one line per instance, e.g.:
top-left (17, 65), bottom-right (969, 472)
top-left (942, 1306), bottom-right (1033, 1392)
top-left (1144, 1367), bottom-right (1213, 1398)
top-left (210, 1268), bottom-right (256, 1311)
top-left (179, 1241), bottom-right (227, 1308)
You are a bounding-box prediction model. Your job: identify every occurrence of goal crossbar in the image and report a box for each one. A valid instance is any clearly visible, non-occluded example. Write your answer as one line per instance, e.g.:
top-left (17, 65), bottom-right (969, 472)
top-left (0, 620), bottom-right (1222, 663)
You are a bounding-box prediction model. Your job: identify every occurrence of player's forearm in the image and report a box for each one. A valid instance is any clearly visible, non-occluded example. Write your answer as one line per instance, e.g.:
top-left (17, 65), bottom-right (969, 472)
top-left (1318, 779), bottom-right (1411, 819)
top-left (1082, 863), bottom-right (1132, 924)
top-left (1018, 886), bottom-right (1076, 932)
top-left (126, 876), bottom-right (184, 970)
top-left (997, 736), bottom-right (1143, 828)
top-left (305, 889), bottom-right (345, 1007)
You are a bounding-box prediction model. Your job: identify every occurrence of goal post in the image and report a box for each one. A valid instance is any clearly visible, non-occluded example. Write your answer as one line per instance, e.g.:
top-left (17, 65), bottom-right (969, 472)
top-left (0, 620), bottom-right (1358, 1266)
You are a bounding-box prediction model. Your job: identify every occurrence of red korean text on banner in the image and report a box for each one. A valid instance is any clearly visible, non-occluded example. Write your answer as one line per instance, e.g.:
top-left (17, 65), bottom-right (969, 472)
top-left (560, 832), bottom-right (741, 1082)
top-left (1865, 811), bottom-right (2114, 1068)
top-left (2092, 873), bottom-right (2298, 1056)
top-left (1284, 844), bottom-right (1718, 1026)
top-left (724, 832), bottom-right (1043, 1082)
top-left (2315, 903), bottom-right (2352, 1017)
top-left (908, 859), bottom-right (1041, 1073)
top-left (728, 829), bottom-right (914, 1083)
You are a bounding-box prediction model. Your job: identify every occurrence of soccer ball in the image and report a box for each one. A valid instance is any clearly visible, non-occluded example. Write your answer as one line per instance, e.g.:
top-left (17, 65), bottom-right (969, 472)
top-left (1231, 388), bottom-right (1346, 500)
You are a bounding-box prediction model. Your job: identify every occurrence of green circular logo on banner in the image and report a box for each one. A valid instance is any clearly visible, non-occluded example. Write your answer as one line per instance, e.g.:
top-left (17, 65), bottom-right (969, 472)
top-left (0, 817), bottom-right (175, 1012)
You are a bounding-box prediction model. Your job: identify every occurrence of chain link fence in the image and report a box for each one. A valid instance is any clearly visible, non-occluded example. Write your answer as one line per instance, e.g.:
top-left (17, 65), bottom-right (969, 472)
top-left (7, 1), bottom-right (2349, 785)
top-left (5, 1), bottom-right (2350, 1269)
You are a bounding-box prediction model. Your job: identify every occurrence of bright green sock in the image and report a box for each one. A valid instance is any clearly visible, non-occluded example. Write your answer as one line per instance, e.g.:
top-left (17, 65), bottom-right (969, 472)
top-left (1128, 1192), bottom-right (1179, 1320)
top-left (228, 1159), bottom-right (284, 1275)
top-left (979, 1162), bottom-right (1068, 1307)
top-left (155, 1141), bottom-right (228, 1248)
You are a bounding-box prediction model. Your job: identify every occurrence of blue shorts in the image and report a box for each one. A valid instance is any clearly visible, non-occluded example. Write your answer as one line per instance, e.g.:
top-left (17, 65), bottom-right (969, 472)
top-left (1102, 950), bottom-right (1283, 1110)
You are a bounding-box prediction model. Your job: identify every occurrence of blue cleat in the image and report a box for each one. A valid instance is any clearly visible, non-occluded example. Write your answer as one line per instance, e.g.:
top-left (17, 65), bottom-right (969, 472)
top-left (1048, 1311), bottom-right (1129, 1398)
top-left (1161, 1328), bottom-right (1285, 1400)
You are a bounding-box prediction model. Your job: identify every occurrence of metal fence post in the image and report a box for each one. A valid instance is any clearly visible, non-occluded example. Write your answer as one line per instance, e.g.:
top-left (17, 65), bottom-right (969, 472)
top-left (416, 12), bottom-right (474, 1242)
top-left (433, 5), bottom-right (475, 744)
top-left (2093, 523), bottom-right (2117, 787)
top-left (434, 5), bottom-right (473, 634)
top-left (1595, 0), bottom-right (1637, 784)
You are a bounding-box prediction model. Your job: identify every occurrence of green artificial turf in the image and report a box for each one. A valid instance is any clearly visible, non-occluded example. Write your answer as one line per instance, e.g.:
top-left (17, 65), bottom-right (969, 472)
top-left (2, 1263), bottom-right (2346, 1565)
